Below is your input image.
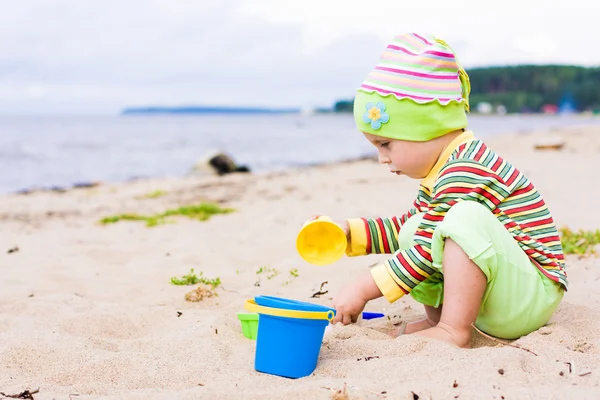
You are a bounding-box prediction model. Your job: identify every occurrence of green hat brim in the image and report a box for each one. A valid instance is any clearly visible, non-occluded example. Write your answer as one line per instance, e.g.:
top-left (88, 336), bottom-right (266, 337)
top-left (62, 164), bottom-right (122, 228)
top-left (354, 90), bottom-right (468, 142)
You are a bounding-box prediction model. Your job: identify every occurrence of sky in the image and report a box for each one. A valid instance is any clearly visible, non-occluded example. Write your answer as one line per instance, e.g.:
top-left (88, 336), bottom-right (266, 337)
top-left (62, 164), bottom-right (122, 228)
top-left (1, 0), bottom-right (599, 115)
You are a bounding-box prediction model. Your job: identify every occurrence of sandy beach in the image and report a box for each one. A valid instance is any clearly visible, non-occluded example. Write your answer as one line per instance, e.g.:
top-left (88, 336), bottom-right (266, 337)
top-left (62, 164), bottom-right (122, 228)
top-left (1, 125), bottom-right (600, 400)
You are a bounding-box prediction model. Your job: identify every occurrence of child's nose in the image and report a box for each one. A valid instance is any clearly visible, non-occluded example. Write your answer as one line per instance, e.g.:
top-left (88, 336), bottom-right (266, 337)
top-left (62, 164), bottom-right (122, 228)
top-left (378, 152), bottom-right (390, 164)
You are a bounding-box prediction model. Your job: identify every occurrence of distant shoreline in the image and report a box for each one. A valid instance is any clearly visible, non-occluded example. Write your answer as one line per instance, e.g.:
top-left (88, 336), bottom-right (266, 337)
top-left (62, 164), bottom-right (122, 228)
top-left (121, 106), bottom-right (302, 115)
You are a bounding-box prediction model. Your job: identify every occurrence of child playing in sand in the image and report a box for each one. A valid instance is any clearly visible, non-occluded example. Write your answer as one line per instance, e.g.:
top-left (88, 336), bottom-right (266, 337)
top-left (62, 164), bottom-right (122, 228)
top-left (314, 33), bottom-right (567, 348)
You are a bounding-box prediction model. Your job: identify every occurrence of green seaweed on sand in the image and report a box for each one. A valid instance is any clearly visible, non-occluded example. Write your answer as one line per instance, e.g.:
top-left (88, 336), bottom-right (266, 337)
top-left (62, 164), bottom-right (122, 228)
top-left (170, 268), bottom-right (221, 288)
top-left (99, 203), bottom-right (234, 227)
top-left (143, 190), bottom-right (168, 199)
top-left (559, 227), bottom-right (600, 257)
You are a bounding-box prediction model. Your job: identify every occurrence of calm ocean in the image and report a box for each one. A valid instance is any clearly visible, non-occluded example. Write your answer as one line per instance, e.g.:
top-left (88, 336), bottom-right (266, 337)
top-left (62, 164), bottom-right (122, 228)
top-left (1, 114), bottom-right (598, 194)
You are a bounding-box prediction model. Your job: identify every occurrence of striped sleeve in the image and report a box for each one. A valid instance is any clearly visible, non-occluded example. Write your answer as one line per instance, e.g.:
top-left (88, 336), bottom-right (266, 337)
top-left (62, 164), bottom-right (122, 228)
top-left (372, 159), bottom-right (510, 302)
top-left (345, 205), bottom-right (419, 256)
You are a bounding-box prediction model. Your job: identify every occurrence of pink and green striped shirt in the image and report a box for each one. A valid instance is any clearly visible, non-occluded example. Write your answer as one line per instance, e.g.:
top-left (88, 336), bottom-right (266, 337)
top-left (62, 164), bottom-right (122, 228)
top-left (346, 131), bottom-right (567, 302)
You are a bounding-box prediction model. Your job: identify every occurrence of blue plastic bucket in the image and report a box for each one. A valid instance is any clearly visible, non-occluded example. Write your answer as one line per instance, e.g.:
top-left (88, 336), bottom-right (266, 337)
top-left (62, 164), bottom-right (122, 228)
top-left (244, 296), bottom-right (334, 379)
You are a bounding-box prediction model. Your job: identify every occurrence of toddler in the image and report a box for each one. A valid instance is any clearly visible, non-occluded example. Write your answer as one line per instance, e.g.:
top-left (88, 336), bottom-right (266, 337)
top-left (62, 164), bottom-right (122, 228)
top-left (321, 33), bottom-right (566, 348)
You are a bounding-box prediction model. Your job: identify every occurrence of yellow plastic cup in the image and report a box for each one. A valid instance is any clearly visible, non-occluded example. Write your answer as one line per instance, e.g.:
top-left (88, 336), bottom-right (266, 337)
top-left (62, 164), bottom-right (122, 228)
top-left (296, 216), bottom-right (347, 266)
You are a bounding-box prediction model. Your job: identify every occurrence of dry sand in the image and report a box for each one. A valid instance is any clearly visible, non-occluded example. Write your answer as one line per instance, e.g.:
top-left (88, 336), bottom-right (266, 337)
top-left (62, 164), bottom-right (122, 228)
top-left (1, 125), bottom-right (600, 399)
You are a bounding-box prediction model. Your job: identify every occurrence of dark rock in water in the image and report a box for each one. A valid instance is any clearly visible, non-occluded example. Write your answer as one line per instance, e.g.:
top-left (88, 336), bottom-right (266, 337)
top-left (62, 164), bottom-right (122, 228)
top-left (192, 152), bottom-right (251, 176)
top-left (232, 165), bottom-right (250, 173)
top-left (209, 153), bottom-right (251, 175)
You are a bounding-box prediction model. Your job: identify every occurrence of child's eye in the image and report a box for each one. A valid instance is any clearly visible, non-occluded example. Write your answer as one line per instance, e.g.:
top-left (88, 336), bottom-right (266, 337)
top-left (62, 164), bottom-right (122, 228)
top-left (380, 142), bottom-right (389, 148)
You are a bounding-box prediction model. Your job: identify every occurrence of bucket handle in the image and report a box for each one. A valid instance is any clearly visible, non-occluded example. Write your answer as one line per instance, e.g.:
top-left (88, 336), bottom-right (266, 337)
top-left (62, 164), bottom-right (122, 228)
top-left (244, 300), bottom-right (334, 322)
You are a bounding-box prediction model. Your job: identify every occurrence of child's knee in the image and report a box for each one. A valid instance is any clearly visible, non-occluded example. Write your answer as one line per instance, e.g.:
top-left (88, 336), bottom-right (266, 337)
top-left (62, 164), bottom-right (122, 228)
top-left (432, 201), bottom-right (501, 280)
top-left (444, 200), bottom-right (494, 227)
top-left (437, 200), bottom-right (500, 246)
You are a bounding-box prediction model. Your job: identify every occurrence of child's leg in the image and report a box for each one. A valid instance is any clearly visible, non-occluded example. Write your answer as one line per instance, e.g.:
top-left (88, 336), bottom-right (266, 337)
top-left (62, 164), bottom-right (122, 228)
top-left (414, 200), bottom-right (564, 346)
top-left (416, 238), bottom-right (486, 347)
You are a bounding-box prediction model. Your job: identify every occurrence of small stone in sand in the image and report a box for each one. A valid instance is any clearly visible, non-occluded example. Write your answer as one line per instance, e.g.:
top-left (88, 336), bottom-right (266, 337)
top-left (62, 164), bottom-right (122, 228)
top-left (534, 137), bottom-right (565, 151)
top-left (539, 327), bottom-right (552, 335)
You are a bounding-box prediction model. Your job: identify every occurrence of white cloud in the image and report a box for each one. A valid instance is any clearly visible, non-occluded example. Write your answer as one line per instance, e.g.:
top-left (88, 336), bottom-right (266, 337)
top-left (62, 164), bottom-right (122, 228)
top-left (237, 0), bottom-right (600, 66)
top-left (0, 0), bottom-right (598, 114)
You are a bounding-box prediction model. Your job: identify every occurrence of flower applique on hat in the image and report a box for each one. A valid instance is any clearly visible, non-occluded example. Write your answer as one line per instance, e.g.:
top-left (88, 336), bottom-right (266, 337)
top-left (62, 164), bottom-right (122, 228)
top-left (363, 102), bottom-right (390, 130)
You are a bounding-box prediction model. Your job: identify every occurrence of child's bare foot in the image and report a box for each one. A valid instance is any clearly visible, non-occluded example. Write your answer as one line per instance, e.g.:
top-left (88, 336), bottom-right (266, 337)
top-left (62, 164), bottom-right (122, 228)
top-left (369, 322), bottom-right (406, 337)
top-left (416, 322), bottom-right (472, 348)
top-left (404, 317), bottom-right (437, 334)
top-left (370, 317), bottom-right (436, 338)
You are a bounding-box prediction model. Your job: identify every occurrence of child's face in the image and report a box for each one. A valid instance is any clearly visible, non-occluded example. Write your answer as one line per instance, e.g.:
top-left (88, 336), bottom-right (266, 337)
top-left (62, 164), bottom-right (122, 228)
top-left (362, 132), bottom-right (441, 179)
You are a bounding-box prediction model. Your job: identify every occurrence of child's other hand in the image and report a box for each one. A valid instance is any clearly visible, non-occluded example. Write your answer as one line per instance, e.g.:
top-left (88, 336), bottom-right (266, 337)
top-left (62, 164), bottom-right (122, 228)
top-left (332, 271), bottom-right (383, 325)
top-left (307, 215), bottom-right (350, 240)
top-left (332, 281), bottom-right (367, 325)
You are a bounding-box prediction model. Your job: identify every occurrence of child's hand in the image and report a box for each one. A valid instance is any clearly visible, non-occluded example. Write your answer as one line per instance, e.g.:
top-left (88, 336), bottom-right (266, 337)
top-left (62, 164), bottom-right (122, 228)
top-left (307, 215), bottom-right (350, 240)
top-left (332, 271), bottom-right (383, 325)
top-left (332, 281), bottom-right (368, 325)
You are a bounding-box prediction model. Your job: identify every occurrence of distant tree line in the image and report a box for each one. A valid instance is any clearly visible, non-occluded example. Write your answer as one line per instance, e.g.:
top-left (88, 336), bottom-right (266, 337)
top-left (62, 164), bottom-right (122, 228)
top-left (333, 65), bottom-right (600, 114)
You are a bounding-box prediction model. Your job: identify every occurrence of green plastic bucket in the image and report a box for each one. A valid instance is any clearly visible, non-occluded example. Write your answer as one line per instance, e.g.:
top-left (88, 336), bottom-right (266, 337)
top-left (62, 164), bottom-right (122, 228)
top-left (237, 312), bottom-right (259, 340)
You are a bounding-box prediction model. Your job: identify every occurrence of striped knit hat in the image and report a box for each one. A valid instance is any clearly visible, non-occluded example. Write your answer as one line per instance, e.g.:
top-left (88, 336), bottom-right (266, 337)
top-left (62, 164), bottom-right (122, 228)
top-left (354, 33), bottom-right (471, 142)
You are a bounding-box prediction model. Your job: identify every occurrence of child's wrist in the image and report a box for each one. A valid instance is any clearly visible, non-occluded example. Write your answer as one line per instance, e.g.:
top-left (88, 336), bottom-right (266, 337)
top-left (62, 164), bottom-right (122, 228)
top-left (357, 271), bottom-right (382, 302)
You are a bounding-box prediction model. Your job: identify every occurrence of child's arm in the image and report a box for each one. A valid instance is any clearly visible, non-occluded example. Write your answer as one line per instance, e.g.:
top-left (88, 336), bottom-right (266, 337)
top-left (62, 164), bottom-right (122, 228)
top-left (345, 202), bottom-right (420, 256)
